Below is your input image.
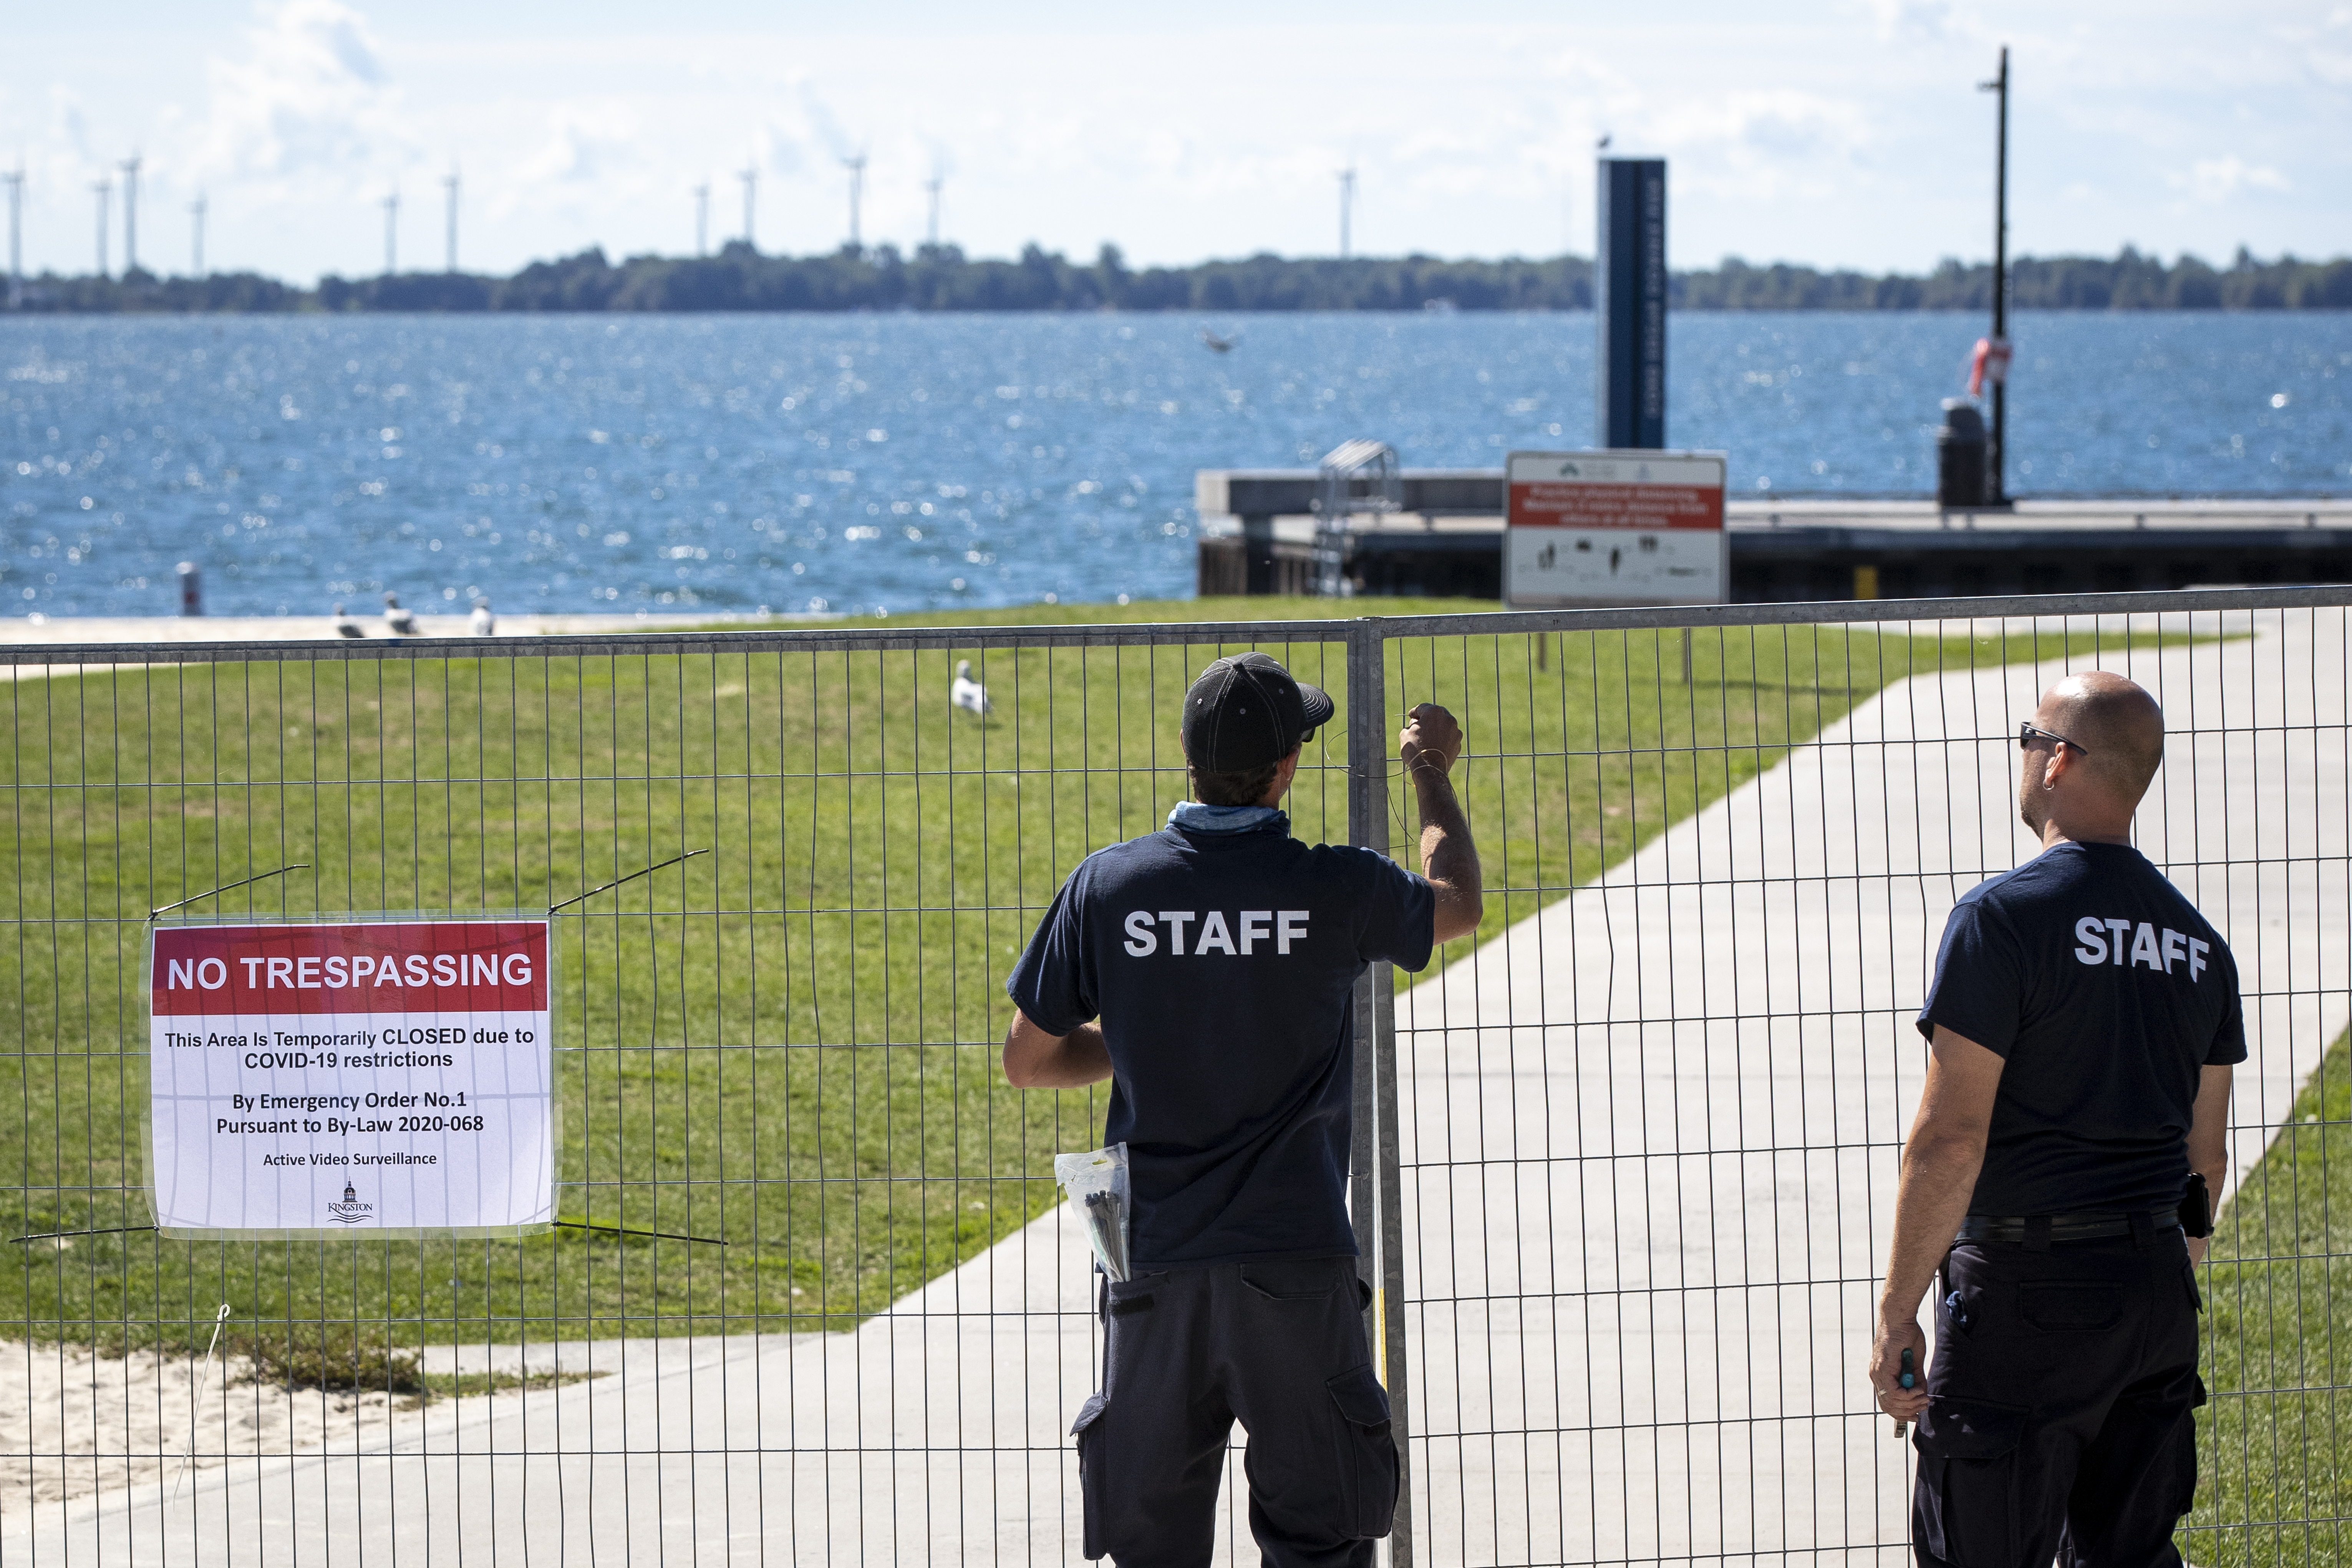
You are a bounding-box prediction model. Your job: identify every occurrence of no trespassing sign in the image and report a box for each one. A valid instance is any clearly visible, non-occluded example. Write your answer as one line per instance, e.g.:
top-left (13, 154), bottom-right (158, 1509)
top-left (146, 917), bottom-right (555, 1238)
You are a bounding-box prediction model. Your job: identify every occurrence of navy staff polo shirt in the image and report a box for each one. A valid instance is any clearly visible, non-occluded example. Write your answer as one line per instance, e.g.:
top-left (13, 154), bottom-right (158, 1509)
top-left (1917, 840), bottom-right (2246, 1217)
top-left (1006, 815), bottom-right (1435, 1269)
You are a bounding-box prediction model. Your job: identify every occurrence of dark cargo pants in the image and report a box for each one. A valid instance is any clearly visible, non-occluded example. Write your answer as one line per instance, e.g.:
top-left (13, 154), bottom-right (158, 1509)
top-left (1913, 1231), bottom-right (2205, 1568)
top-left (1071, 1256), bottom-right (1398, 1568)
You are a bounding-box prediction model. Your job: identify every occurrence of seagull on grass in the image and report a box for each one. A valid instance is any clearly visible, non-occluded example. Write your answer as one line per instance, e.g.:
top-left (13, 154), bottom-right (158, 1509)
top-left (951, 660), bottom-right (993, 720)
top-left (331, 603), bottom-right (364, 638)
top-left (383, 592), bottom-right (418, 636)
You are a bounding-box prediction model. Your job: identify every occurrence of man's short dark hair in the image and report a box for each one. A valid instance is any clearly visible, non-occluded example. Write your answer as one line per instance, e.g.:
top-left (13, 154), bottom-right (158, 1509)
top-left (1190, 757), bottom-right (1284, 807)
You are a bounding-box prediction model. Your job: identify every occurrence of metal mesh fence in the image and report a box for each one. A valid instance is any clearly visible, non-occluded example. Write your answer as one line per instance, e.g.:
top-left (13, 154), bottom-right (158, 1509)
top-left (0, 587), bottom-right (2342, 1565)
top-left (1387, 593), bottom-right (2352, 1568)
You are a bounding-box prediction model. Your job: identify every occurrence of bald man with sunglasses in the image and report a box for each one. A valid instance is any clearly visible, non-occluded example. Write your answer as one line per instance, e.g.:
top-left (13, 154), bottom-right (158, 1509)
top-left (1869, 671), bottom-right (2241, 1568)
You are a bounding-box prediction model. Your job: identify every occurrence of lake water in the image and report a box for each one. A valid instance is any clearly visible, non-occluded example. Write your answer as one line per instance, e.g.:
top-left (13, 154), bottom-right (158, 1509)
top-left (2, 312), bottom-right (2347, 618)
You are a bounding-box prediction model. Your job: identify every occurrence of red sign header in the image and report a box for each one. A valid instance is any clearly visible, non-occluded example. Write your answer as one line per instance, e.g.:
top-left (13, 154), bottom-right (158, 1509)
top-left (1507, 481), bottom-right (1724, 532)
top-left (151, 922), bottom-right (549, 1017)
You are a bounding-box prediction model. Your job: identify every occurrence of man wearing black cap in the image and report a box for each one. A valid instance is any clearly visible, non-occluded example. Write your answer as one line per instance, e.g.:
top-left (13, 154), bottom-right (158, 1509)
top-left (1003, 651), bottom-right (1481, 1568)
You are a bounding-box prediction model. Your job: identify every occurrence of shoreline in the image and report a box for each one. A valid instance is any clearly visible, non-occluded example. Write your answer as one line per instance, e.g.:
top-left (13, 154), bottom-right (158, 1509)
top-left (0, 610), bottom-right (810, 645)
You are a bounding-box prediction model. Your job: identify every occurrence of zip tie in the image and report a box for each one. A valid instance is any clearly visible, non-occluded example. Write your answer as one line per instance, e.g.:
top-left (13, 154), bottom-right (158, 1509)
top-left (548, 849), bottom-right (709, 915)
top-left (151, 866), bottom-right (309, 921)
top-left (552, 1218), bottom-right (728, 1247)
top-left (173, 1304), bottom-right (232, 1500)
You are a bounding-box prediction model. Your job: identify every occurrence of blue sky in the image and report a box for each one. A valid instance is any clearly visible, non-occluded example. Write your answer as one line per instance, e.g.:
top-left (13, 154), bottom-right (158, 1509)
top-left (4, 0), bottom-right (2345, 283)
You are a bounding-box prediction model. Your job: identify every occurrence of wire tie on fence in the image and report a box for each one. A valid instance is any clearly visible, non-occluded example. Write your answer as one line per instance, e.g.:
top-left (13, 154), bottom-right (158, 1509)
top-left (172, 1304), bottom-right (232, 1502)
top-left (149, 865), bottom-right (310, 921)
top-left (552, 1218), bottom-right (728, 1246)
top-left (548, 849), bottom-right (710, 915)
top-left (7, 1224), bottom-right (157, 1245)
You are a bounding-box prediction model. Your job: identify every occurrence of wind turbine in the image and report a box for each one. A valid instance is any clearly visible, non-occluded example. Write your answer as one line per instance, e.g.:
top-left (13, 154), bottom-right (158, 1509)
top-left (842, 152), bottom-right (866, 250)
top-left (382, 190), bottom-right (399, 275)
top-left (925, 170), bottom-right (943, 249)
top-left (442, 166), bottom-right (459, 273)
top-left (738, 165), bottom-right (757, 249)
top-left (119, 155), bottom-right (141, 273)
top-left (189, 192), bottom-right (206, 278)
top-left (92, 178), bottom-right (111, 278)
top-left (693, 182), bottom-right (709, 257)
top-left (3, 163), bottom-right (23, 307)
top-left (1337, 164), bottom-right (1356, 260)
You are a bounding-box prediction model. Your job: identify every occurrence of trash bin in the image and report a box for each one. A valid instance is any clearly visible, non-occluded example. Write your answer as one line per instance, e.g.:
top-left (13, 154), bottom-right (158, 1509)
top-left (1936, 400), bottom-right (1987, 509)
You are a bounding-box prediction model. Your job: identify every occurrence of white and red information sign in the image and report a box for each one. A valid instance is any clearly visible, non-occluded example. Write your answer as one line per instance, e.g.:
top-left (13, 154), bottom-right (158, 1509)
top-left (1504, 449), bottom-right (1729, 607)
top-left (146, 918), bottom-right (554, 1238)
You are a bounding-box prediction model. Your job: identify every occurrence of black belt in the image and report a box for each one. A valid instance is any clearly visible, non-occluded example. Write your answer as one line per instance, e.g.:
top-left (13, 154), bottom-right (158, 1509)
top-left (1954, 1211), bottom-right (2180, 1247)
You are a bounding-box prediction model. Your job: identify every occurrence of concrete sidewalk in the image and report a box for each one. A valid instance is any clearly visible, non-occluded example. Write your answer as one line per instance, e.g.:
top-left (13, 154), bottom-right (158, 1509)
top-left (9, 1211), bottom-right (1111, 1566)
top-left (10, 612), bottom-right (2343, 1566)
top-left (1392, 612), bottom-right (2348, 1565)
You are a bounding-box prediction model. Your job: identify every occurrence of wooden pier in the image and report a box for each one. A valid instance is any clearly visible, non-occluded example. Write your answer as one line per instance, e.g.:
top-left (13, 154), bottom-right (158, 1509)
top-left (1194, 469), bottom-right (2352, 601)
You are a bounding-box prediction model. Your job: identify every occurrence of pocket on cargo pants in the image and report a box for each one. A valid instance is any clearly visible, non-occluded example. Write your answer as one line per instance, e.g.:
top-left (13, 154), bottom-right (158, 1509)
top-left (1913, 1396), bottom-right (2029, 1567)
top-left (1326, 1364), bottom-right (1399, 1539)
top-left (1071, 1391), bottom-right (1109, 1560)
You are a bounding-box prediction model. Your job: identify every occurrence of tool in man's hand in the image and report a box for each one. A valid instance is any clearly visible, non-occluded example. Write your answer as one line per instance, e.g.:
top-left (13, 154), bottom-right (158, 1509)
top-left (1893, 1348), bottom-right (1916, 1441)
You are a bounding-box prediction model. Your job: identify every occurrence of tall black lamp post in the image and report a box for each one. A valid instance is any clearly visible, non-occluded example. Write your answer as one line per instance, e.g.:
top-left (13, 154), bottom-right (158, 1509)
top-left (1979, 47), bottom-right (2011, 505)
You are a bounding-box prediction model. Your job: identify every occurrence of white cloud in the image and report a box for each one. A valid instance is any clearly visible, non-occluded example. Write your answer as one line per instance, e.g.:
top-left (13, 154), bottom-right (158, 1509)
top-left (1653, 90), bottom-right (1878, 202)
top-left (2300, 5), bottom-right (2352, 85)
top-left (515, 104), bottom-right (638, 189)
top-left (2177, 155), bottom-right (2291, 201)
top-left (194, 0), bottom-right (413, 190)
top-left (1864, 0), bottom-right (1956, 40)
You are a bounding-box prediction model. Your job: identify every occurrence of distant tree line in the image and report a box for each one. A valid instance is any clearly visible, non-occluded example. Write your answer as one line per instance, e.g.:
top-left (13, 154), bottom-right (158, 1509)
top-left (11, 242), bottom-right (2350, 313)
top-left (1674, 248), bottom-right (2352, 310)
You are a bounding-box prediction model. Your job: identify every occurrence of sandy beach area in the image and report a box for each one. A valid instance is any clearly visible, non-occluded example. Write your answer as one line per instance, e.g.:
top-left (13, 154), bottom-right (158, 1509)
top-left (0, 1334), bottom-right (618, 1526)
top-left (0, 1339), bottom-right (407, 1523)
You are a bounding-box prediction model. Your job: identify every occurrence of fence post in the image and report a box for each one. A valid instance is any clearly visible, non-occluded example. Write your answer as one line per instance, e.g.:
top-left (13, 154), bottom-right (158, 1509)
top-left (1346, 618), bottom-right (1413, 1565)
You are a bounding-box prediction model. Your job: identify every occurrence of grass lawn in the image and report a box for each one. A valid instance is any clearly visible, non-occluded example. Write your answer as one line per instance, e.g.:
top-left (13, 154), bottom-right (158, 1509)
top-left (2191, 1028), bottom-right (2352, 1568)
top-left (0, 595), bottom-right (2162, 1355)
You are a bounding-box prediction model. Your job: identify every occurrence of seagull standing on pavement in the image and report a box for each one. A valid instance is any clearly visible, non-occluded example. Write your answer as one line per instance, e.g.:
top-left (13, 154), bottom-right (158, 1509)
top-left (383, 592), bottom-right (418, 636)
top-left (951, 659), bottom-right (993, 720)
top-left (469, 598), bottom-right (496, 636)
top-left (332, 603), bottom-right (364, 638)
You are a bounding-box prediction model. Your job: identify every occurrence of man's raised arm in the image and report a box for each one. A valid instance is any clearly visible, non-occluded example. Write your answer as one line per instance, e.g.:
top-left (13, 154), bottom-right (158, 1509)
top-left (1400, 703), bottom-right (1482, 944)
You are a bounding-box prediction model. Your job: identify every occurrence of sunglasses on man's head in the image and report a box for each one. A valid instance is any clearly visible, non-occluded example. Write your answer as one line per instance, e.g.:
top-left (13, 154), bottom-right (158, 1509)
top-left (2019, 721), bottom-right (2091, 757)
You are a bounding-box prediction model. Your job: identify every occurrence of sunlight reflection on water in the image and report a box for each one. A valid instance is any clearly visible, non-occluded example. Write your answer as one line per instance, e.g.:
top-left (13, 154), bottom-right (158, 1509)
top-left (0, 310), bottom-right (2345, 616)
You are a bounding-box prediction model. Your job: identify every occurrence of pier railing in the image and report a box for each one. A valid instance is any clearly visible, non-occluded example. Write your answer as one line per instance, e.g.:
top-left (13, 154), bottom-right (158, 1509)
top-left (2, 584), bottom-right (2346, 1566)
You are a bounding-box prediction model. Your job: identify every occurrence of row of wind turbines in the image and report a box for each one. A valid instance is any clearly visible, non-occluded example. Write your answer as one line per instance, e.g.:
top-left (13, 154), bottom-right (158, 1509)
top-left (4, 154), bottom-right (230, 283)
top-left (1, 148), bottom-right (1372, 292)
top-left (693, 153), bottom-right (921, 259)
top-left (0, 154), bottom-right (468, 285)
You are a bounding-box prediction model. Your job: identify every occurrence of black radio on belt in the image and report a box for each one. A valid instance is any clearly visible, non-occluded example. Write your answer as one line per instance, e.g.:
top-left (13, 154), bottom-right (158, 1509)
top-left (2179, 1173), bottom-right (2213, 1239)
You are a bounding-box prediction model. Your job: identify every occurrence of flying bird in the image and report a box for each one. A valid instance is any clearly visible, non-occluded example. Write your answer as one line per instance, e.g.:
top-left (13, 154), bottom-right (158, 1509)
top-left (1200, 329), bottom-right (1241, 353)
top-left (951, 659), bottom-right (993, 720)
top-left (1596, 133), bottom-right (1612, 151)
top-left (383, 592), bottom-right (418, 636)
top-left (469, 598), bottom-right (496, 637)
top-left (331, 603), bottom-right (364, 638)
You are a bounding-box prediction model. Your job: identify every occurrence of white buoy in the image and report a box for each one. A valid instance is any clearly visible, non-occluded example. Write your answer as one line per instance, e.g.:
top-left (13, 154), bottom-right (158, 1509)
top-left (951, 659), bottom-right (993, 720)
top-left (331, 603), bottom-right (364, 638)
top-left (469, 598), bottom-right (496, 636)
top-left (383, 592), bottom-right (418, 636)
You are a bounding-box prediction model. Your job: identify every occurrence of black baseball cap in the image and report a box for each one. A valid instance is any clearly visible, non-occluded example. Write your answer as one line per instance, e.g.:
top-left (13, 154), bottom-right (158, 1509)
top-left (1181, 652), bottom-right (1335, 771)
